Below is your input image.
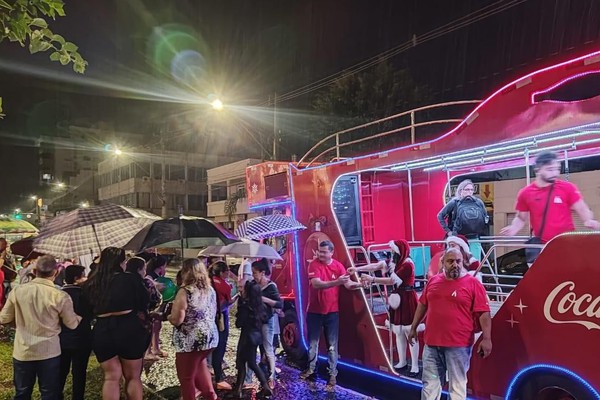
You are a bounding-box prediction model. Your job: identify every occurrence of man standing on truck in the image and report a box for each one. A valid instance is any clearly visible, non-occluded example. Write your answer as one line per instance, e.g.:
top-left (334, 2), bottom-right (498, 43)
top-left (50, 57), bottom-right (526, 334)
top-left (501, 150), bottom-right (600, 240)
top-left (300, 240), bottom-right (361, 390)
top-left (408, 247), bottom-right (492, 400)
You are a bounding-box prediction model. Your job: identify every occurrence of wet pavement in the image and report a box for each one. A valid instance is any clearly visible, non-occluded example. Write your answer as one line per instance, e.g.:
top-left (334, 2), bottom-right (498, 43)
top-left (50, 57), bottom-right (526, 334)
top-left (142, 318), bottom-right (376, 400)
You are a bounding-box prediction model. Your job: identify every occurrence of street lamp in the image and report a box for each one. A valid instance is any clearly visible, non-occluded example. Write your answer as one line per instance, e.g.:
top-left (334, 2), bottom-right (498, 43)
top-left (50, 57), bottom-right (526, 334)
top-left (211, 98), bottom-right (224, 111)
top-left (114, 148), bottom-right (123, 156)
top-left (57, 182), bottom-right (65, 188)
top-left (80, 201), bottom-right (90, 208)
top-left (30, 195), bottom-right (38, 200)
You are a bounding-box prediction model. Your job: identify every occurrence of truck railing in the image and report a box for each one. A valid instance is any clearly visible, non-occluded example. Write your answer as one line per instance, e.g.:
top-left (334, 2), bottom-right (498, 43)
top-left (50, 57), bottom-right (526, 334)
top-left (347, 245), bottom-right (395, 365)
top-left (297, 100), bottom-right (481, 167)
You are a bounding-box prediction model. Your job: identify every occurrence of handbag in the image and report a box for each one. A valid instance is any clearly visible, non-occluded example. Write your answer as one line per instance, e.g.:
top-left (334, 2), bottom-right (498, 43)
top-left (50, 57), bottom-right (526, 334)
top-left (524, 184), bottom-right (554, 264)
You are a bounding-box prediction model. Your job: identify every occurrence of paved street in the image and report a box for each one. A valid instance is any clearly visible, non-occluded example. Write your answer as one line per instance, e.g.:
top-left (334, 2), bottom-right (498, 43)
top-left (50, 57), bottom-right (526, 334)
top-left (142, 318), bottom-right (376, 400)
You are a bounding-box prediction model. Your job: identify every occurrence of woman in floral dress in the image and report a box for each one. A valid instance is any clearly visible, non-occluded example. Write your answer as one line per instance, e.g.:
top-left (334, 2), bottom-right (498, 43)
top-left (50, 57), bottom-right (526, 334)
top-left (168, 258), bottom-right (219, 400)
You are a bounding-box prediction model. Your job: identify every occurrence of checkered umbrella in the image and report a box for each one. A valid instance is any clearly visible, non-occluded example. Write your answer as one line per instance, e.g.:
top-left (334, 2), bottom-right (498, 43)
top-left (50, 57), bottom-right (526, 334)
top-left (34, 204), bottom-right (160, 259)
top-left (234, 214), bottom-right (306, 240)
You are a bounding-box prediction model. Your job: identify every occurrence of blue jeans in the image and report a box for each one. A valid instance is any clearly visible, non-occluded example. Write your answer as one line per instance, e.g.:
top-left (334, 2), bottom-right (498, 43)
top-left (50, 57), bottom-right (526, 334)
top-left (306, 312), bottom-right (339, 377)
top-left (260, 315), bottom-right (276, 380)
top-left (14, 356), bottom-right (61, 400)
top-left (421, 345), bottom-right (472, 400)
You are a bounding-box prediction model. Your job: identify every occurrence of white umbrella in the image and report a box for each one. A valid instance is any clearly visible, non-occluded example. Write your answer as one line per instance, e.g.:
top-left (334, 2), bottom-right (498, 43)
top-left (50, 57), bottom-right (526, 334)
top-left (198, 239), bottom-right (283, 260)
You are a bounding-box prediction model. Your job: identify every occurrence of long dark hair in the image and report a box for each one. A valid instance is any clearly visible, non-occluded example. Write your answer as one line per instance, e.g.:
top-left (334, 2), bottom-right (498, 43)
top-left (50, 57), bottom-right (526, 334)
top-left (245, 280), bottom-right (267, 328)
top-left (83, 247), bottom-right (125, 311)
top-left (251, 258), bottom-right (270, 276)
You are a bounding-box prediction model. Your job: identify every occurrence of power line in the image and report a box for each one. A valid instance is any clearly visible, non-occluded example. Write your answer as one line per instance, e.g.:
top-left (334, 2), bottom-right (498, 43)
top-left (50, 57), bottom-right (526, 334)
top-left (263, 0), bottom-right (527, 105)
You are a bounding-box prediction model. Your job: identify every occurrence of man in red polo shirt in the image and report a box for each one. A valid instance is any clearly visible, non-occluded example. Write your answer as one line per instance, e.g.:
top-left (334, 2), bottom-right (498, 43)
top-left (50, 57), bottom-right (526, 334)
top-left (501, 151), bottom-right (600, 242)
top-left (300, 240), bottom-right (360, 390)
top-left (408, 248), bottom-right (491, 400)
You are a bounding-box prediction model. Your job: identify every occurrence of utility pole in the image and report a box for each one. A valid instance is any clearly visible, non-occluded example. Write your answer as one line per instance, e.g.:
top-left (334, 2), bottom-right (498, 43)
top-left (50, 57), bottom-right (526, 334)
top-left (272, 92), bottom-right (278, 161)
top-left (160, 131), bottom-right (167, 218)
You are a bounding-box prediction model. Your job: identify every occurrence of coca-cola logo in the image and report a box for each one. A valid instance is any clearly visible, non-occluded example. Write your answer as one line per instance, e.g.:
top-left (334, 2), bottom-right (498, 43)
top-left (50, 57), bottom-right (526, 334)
top-left (544, 281), bottom-right (600, 330)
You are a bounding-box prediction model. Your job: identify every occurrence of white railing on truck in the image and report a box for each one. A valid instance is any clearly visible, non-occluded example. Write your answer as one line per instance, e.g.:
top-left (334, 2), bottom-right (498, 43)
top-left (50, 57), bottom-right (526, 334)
top-left (297, 100), bottom-right (481, 167)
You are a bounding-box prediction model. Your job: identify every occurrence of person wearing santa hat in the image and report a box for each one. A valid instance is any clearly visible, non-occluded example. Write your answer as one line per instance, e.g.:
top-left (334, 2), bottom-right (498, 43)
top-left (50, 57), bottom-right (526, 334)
top-left (351, 239), bottom-right (424, 376)
top-left (445, 235), bottom-right (480, 273)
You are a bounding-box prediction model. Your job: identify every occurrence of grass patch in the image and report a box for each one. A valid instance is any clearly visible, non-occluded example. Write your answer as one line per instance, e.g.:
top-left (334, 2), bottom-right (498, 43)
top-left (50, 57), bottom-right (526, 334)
top-left (0, 329), bottom-right (162, 400)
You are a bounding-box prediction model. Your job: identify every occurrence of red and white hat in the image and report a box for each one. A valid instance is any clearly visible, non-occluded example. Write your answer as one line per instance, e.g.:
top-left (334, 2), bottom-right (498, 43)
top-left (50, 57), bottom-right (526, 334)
top-left (445, 235), bottom-right (470, 255)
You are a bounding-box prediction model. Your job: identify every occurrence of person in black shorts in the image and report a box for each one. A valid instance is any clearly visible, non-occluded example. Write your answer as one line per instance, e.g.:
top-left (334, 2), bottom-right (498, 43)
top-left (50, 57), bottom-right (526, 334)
top-left (82, 248), bottom-right (150, 400)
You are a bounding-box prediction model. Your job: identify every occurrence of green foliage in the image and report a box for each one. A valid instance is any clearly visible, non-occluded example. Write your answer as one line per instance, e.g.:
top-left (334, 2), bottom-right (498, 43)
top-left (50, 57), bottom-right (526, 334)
top-left (224, 192), bottom-right (243, 222)
top-left (0, 0), bottom-right (87, 118)
top-left (0, 0), bottom-right (86, 73)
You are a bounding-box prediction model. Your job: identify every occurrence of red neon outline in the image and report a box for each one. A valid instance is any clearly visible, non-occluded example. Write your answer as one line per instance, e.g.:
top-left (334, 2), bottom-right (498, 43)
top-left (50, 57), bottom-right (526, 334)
top-left (294, 48), bottom-right (600, 173)
top-left (530, 70), bottom-right (600, 104)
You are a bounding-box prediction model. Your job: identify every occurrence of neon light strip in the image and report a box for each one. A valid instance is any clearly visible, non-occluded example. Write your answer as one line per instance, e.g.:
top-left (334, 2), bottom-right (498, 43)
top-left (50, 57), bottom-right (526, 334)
top-left (297, 49), bottom-right (600, 174)
top-left (505, 364), bottom-right (600, 399)
top-left (248, 200), bottom-right (293, 210)
top-left (422, 134), bottom-right (600, 172)
top-left (316, 356), bottom-right (476, 399)
top-left (392, 125), bottom-right (600, 172)
top-left (288, 172), bottom-right (308, 350)
top-left (531, 70), bottom-right (600, 104)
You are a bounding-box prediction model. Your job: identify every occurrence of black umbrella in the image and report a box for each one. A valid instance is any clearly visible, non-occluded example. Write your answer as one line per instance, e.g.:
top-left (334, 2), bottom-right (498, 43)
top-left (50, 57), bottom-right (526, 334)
top-left (123, 216), bottom-right (239, 253)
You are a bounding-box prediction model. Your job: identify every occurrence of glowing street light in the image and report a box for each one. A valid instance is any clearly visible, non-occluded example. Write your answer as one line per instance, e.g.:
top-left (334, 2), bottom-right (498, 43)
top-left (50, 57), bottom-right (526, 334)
top-left (57, 182), bottom-right (65, 188)
top-left (30, 195), bottom-right (38, 200)
top-left (14, 208), bottom-right (20, 213)
top-left (80, 201), bottom-right (90, 208)
top-left (211, 98), bottom-right (224, 111)
top-left (114, 148), bottom-right (123, 156)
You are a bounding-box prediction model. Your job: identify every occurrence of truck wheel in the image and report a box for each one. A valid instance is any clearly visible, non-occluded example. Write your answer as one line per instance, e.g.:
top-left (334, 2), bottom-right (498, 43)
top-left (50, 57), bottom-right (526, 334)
top-left (281, 309), bottom-right (307, 364)
top-left (514, 373), bottom-right (596, 400)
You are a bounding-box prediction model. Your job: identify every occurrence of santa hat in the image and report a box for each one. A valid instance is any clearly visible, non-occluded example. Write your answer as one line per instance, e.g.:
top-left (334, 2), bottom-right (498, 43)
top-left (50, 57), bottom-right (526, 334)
top-left (445, 235), bottom-right (470, 255)
top-left (389, 239), bottom-right (409, 257)
top-left (446, 235), bottom-right (478, 265)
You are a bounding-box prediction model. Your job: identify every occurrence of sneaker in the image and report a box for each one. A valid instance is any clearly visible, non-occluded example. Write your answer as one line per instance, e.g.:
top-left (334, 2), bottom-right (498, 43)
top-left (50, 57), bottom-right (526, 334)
top-left (216, 381), bottom-right (232, 390)
top-left (326, 376), bottom-right (336, 391)
top-left (299, 369), bottom-right (314, 380)
top-left (242, 382), bottom-right (258, 390)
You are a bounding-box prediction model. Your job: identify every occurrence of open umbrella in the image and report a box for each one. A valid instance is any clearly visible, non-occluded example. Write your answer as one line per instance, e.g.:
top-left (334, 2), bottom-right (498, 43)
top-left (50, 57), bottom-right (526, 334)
top-left (234, 214), bottom-right (305, 240)
top-left (199, 239), bottom-right (283, 260)
top-left (123, 216), bottom-right (240, 252)
top-left (34, 204), bottom-right (160, 259)
top-left (10, 237), bottom-right (44, 261)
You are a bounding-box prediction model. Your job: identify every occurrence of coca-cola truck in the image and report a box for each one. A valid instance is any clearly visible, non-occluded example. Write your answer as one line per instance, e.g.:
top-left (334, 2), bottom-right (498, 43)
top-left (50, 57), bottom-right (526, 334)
top-left (247, 49), bottom-right (600, 399)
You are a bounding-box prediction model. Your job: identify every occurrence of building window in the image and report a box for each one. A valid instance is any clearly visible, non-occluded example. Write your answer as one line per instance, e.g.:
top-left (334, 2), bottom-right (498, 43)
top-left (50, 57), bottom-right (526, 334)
top-left (211, 183), bottom-right (228, 201)
top-left (153, 163), bottom-right (162, 179)
top-left (135, 162), bottom-right (150, 178)
top-left (189, 194), bottom-right (205, 210)
top-left (138, 193), bottom-right (150, 208)
top-left (188, 167), bottom-right (207, 182)
top-left (169, 164), bottom-right (185, 180)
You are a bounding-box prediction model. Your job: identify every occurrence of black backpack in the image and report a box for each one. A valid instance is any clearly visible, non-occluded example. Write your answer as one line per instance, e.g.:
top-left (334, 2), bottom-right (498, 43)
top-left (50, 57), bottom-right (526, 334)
top-left (452, 197), bottom-right (488, 236)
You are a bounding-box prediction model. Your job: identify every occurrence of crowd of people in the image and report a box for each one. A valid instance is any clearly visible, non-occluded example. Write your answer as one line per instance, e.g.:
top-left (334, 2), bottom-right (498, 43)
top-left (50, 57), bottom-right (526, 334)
top-left (0, 247), bottom-right (283, 400)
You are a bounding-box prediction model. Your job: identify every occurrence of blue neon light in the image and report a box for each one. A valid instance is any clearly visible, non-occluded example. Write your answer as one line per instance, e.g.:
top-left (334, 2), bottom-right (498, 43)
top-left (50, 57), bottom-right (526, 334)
top-left (288, 172), bottom-right (308, 350)
top-left (317, 356), bottom-right (421, 389)
top-left (248, 199), bottom-right (293, 210)
top-left (505, 364), bottom-right (600, 400)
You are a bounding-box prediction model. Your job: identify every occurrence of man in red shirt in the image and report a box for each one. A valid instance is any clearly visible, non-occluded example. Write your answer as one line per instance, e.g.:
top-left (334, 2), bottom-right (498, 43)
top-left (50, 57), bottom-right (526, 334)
top-left (408, 248), bottom-right (491, 400)
top-left (501, 151), bottom-right (600, 242)
top-left (300, 240), bottom-right (360, 390)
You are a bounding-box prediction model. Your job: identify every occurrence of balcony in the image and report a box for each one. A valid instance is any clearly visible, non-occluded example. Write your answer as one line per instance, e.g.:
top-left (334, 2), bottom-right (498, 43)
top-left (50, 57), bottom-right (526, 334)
top-left (207, 197), bottom-right (249, 218)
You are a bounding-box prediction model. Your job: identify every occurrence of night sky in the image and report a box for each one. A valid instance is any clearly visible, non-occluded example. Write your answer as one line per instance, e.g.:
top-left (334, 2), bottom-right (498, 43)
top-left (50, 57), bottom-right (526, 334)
top-left (1, 0), bottom-right (599, 211)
